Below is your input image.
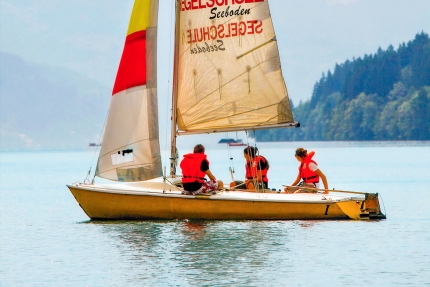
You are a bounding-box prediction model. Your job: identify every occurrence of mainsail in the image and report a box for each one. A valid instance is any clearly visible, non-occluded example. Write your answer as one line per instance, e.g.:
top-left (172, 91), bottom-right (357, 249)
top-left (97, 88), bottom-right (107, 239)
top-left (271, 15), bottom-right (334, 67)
top-left (96, 0), bottom-right (162, 182)
top-left (175, 0), bottom-right (295, 134)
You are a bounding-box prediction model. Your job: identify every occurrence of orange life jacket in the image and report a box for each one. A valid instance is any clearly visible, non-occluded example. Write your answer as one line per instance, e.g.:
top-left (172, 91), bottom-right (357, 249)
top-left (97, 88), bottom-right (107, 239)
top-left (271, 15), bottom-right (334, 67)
top-left (299, 151), bottom-right (319, 184)
top-left (245, 155), bottom-right (269, 183)
top-left (180, 153), bottom-right (208, 183)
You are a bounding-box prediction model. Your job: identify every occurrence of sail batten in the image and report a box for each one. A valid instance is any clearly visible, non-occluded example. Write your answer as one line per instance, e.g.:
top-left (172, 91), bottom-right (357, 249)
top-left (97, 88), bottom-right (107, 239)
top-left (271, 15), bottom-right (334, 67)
top-left (176, 0), bottom-right (295, 133)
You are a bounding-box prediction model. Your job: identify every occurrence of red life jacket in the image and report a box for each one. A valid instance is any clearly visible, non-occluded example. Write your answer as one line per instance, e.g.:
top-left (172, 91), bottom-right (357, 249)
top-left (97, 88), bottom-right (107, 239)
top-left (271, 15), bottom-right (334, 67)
top-left (299, 151), bottom-right (319, 184)
top-left (180, 153), bottom-right (208, 183)
top-left (245, 155), bottom-right (269, 183)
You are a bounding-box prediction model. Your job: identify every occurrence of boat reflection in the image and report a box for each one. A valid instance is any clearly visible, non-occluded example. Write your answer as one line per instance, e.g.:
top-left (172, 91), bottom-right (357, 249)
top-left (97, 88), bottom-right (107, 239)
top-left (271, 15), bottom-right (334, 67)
top-left (87, 221), bottom-right (298, 271)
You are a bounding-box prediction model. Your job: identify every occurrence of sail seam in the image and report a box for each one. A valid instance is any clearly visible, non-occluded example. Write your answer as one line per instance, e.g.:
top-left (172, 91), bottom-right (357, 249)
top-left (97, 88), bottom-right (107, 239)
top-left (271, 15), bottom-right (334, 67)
top-left (237, 37), bottom-right (276, 59)
top-left (181, 54), bottom-right (281, 115)
top-left (186, 103), bottom-right (279, 127)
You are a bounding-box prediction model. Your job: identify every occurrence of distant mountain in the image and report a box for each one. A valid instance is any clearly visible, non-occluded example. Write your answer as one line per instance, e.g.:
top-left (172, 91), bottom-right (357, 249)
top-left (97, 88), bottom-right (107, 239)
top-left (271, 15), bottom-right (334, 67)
top-left (257, 32), bottom-right (430, 141)
top-left (0, 52), bottom-right (110, 150)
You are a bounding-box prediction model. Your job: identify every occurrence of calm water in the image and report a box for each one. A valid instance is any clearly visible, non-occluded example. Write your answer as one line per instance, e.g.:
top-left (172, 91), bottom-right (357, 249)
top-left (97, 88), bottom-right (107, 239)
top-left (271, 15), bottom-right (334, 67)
top-left (1, 141), bottom-right (430, 286)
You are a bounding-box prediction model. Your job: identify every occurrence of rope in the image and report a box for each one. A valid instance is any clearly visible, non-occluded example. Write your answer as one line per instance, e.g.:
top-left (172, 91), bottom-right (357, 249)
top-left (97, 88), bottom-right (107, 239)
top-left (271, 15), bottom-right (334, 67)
top-left (252, 129), bottom-right (263, 193)
top-left (379, 193), bottom-right (387, 217)
top-left (225, 132), bottom-right (236, 183)
top-left (84, 108), bottom-right (109, 184)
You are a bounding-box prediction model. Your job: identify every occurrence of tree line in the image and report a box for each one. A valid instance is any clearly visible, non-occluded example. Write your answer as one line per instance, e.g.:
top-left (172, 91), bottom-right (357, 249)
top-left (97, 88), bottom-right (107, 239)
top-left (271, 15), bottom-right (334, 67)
top-left (257, 32), bottom-right (430, 141)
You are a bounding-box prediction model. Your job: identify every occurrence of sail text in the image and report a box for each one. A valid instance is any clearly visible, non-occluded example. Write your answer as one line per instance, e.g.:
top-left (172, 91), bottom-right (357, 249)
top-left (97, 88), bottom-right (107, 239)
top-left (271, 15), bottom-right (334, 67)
top-left (181, 0), bottom-right (264, 11)
top-left (186, 20), bottom-right (263, 44)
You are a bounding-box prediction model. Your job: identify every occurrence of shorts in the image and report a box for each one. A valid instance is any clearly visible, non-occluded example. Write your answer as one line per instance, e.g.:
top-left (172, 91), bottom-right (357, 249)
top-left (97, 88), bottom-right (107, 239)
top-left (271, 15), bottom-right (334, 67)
top-left (201, 180), bottom-right (218, 193)
top-left (293, 181), bottom-right (318, 193)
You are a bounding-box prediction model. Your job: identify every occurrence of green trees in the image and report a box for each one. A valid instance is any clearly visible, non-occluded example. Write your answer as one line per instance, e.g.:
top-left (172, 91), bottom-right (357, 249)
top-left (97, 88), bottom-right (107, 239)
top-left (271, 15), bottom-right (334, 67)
top-left (257, 32), bottom-right (430, 141)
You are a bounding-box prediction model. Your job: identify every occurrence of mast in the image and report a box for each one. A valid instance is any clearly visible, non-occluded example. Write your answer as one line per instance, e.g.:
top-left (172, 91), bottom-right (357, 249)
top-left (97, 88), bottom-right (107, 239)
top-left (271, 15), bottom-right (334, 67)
top-left (170, 0), bottom-right (181, 178)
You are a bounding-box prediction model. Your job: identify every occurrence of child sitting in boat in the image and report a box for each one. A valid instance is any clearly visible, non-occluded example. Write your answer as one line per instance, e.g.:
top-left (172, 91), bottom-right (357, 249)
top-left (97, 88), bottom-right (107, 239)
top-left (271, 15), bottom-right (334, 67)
top-left (230, 146), bottom-right (269, 191)
top-left (285, 148), bottom-right (329, 194)
top-left (180, 144), bottom-right (223, 195)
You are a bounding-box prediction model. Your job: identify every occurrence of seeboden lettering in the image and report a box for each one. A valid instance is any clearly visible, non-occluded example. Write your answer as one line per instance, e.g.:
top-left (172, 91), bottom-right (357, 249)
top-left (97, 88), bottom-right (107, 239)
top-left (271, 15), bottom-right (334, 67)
top-left (209, 5), bottom-right (250, 20)
top-left (181, 0), bottom-right (264, 11)
top-left (190, 40), bottom-right (225, 55)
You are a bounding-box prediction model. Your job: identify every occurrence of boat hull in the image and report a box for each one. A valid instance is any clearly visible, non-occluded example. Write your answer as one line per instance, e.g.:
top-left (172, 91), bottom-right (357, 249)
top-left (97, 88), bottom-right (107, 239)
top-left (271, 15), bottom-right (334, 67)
top-left (67, 181), bottom-right (386, 220)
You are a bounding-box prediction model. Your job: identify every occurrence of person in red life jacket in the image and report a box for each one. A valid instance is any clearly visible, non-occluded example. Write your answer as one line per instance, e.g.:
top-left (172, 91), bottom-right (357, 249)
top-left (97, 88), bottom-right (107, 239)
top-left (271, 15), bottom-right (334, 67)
top-left (284, 148), bottom-right (329, 194)
top-left (180, 144), bottom-right (223, 194)
top-left (239, 146), bottom-right (269, 190)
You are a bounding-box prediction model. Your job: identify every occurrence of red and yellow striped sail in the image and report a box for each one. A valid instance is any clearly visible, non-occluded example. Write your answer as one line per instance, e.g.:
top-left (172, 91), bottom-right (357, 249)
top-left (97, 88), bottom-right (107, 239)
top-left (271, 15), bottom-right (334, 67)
top-left (96, 0), bottom-right (162, 182)
top-left (113, 0), bottom-right (152, 95)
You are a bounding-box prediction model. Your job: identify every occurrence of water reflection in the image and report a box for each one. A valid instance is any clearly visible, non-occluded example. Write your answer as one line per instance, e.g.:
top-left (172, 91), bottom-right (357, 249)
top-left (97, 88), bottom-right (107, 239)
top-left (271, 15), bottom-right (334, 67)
top-left (182, 220), bottom-right (206, 238)
top-left (295, 220), bottom-right (318, 228)
top-left (84, 220), bottom-right (299, 285)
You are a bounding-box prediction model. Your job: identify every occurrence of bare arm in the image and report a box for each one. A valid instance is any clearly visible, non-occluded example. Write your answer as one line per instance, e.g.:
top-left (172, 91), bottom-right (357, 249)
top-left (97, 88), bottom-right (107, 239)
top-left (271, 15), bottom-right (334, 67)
top-left (314, 169), bottom-right (328, 193)
top-left (284, 172), bottom-right (301, 192)
top-left (291, 172), bottom-right (301, 186)
top-left (205, 169), bottom-right (216, 181)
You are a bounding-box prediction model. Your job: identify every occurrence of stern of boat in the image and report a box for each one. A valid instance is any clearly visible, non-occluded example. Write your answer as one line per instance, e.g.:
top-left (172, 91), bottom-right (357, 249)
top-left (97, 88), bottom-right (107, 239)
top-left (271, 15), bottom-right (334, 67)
top-left (336, 193), bottom-right (386, 220)
top-left (362, 193), bottom-right (386, 219)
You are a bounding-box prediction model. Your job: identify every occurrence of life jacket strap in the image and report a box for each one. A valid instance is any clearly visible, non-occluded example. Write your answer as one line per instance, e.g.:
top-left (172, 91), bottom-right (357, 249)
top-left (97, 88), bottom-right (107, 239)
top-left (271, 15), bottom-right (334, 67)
top-left (183, 176), bottom-right (206, 181)
top-left (302, 175), bottom-right (319, 183)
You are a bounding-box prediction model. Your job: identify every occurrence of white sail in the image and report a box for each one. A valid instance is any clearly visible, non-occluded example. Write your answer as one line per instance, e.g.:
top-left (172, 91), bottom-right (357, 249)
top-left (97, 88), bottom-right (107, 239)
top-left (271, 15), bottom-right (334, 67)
top-left (96, 0), bottom-right (162, 182)
top-left (176, 0), bottom-right (295, 134)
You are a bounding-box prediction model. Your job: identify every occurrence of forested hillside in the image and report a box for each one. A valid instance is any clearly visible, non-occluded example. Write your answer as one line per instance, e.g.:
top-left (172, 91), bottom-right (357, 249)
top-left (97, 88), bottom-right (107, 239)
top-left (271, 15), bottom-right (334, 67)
top-left (257, 32), bottom-right (430, 141)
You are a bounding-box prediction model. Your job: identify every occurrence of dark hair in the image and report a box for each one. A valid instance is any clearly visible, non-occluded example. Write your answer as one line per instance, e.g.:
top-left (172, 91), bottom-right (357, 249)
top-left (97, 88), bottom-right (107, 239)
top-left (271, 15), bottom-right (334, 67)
top-left (194, 144), bottom-right (205, 153)
top-left (244, 146), bottom-right (258, 157)
top-left (295, 148), bottom-right (307, 158)
top-left (244, 146), bottom-right (269, 169)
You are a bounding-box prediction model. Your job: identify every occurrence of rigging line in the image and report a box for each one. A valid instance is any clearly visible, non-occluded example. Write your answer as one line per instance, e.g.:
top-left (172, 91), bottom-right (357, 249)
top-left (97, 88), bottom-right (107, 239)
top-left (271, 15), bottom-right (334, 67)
top-left (252, 129), bottom-right (262, 192)
top-left (225, 132), bottom-right (236, 182)
top-left (245, 130), bottom-right (249, 145)
top-left (163, 0), bottom-right (176, 161)
top-left (379, 193), bottom-right (387, 217)
top-left (85, 107), bottom-right (110, 183)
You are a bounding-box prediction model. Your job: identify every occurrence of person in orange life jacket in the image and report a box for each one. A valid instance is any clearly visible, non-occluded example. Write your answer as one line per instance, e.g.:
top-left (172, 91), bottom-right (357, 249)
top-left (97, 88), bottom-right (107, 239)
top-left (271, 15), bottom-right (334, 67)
top-left (284, 148), bottom-right (328, 194)
top-left (180, 144), bottom-right (223, 193)
top-left (242, 146), bottom-right (269, 190)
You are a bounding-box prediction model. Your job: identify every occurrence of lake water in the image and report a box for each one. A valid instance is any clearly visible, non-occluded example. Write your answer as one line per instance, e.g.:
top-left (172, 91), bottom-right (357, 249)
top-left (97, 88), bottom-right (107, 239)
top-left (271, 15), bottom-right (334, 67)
top-left (1, 141), bottom-right (430, 286)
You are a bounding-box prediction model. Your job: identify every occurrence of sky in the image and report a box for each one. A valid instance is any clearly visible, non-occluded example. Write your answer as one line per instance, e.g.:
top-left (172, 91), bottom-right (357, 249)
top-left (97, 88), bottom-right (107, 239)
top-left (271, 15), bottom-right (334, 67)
top-left (1, 0), bottom-right (429, 105)
top-left (1, 0), bottom-right (429, 147)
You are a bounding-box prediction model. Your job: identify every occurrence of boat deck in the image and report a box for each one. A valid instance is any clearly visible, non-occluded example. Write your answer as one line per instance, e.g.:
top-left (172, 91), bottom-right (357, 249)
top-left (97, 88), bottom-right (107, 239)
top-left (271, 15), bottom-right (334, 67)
top-left (69, 178), bottom-right (363, 204)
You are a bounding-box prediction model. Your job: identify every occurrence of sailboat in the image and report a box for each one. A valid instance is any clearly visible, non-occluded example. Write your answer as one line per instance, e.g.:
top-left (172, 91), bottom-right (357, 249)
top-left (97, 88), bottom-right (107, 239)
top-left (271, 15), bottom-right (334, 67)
top-left (67, 0), bottom-right (386, 220)
top-left (219, 133), bottom-right (247, 146)
top-left (227, 140), bottom-right (247, 147)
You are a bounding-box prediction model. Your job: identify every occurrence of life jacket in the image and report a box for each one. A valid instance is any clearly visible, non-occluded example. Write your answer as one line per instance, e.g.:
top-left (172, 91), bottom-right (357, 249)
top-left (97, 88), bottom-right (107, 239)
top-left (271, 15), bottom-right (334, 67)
top-left (299, 151), bottom-right (319, 184)
top-left (180, 153), bottom-right (208, 183)
top-left (245, 155), bottom-right (269, 183)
